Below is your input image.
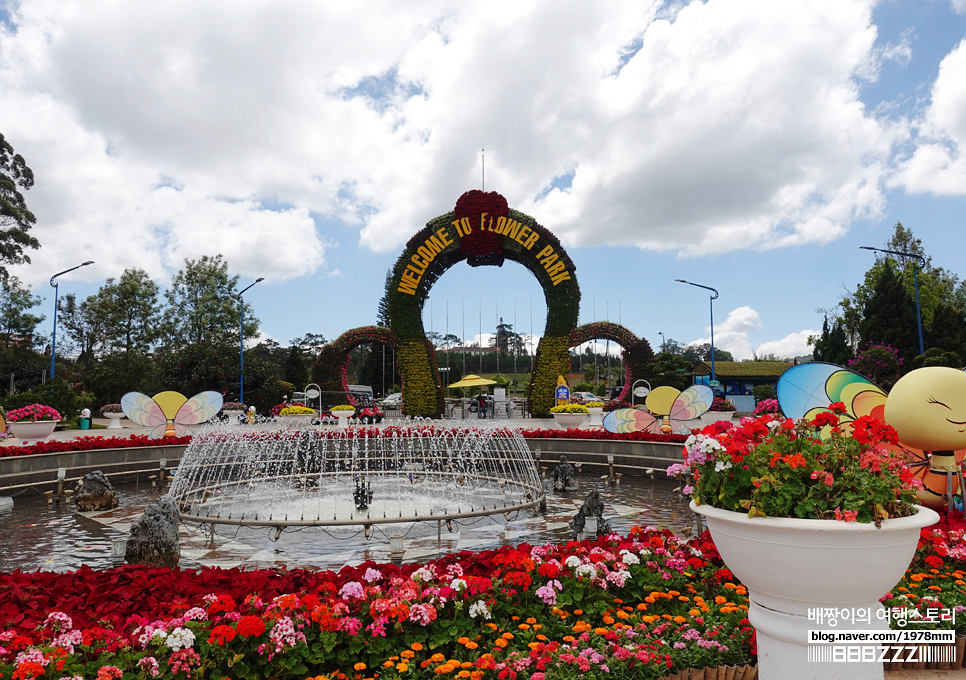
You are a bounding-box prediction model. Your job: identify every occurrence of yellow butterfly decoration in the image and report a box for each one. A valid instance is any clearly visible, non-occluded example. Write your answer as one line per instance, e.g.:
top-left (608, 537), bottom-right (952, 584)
top-left (121, 390), bottom-right (223, 438)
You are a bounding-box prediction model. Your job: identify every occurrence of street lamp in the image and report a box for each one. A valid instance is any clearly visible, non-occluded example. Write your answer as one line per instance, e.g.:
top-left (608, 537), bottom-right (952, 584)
top-left (676, 279), bottom-right (719, 389)
top-left (658, 331), bottom-right (666, 353)
top-left (49, 261), bottom-right (95, 380)
top-left (859, 246), bottom-right (926, 355)
top-left (238, 277), bottom-right (264, 403)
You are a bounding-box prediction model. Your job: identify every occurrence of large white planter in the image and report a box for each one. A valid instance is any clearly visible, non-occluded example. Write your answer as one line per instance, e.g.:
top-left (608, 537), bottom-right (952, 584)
top-left (700, 411), bottom-right (735, 426)
top-left (9, 420), bottom-right (59, 441)
top-left (104, 412), bottom-right (125, 429)
top-left (587, 406), bottom-right (604, 427)
top-left (552, 412), bottom-right (587, 429)
top-left (691, 501), bottom-right (939, 680)
top-left (223, 410), bottom-right (245, 425)
top-left (332, 410), bottom-right (355, 428)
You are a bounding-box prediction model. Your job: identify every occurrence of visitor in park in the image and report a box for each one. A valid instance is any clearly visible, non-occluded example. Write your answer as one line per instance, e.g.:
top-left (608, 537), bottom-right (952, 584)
top-left (477, 393), bottom-right (487, 419)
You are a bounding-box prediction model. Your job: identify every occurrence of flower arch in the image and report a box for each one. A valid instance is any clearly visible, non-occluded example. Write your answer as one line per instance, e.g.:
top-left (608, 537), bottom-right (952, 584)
top-left (386, 190), bottom-right (581, 417)
top-left (310, 326), bottom-right (398, 395)
top-left (569, 322), bottom-right (653, 402)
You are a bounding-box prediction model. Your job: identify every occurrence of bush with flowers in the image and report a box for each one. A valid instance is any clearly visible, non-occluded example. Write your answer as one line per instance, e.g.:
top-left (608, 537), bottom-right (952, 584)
top-left (584, 401), bottom-right (604, 409)
top-left (6, 403), bottom-right (62, 422)
top-left (221, 402), bottom-right (246, 412)
top-left (98, 403), bottom-right (124, 416)
top-left (277, 405), bottom-right (315, 416)
top-left (0, 527), bottom-right (759, 679)
top-left (708, 396), bottom-right (735, 412)
top-left (549, 404), bottom-right (589, 414)
top-left (751, 398), bottom-right (780, 416)
top-left (668, 403), bottom-right (921, 524)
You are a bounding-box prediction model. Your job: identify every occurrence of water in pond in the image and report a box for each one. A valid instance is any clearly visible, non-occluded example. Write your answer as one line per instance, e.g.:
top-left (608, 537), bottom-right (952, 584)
top-left (0, 473), bottom-right (697, 573)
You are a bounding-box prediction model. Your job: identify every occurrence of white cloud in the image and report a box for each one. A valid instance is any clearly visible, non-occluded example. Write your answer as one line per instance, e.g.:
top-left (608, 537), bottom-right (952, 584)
top-left (0, 0), bottom-right (904, 292)
top-left (686, 306), bottom-right (814, 360)
top-left (755, 330), bottom-right (818, 360)
top-left (953, 0), bottom-right (966, 15)
top-left (894, 37), bottom-right (966, 194)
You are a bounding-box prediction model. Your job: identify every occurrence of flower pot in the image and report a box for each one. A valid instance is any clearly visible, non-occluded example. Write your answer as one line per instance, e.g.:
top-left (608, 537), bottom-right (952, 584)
top-left (9, 420), bottom-right (59, 441)
top-left (104, 412), bottom-right (125, 429)
top-left (587, 406), bottom-right (604, 426)
top-left (332, 410), bottom-right (355, 428)
top-left (700, 411), bottom-right (734, 426)
top-left (691, 501), bottom-right (938, 680)
top-left (223, 410), bottom-right (245, 424)
top-left (552, 412), bottom-right (587, 429)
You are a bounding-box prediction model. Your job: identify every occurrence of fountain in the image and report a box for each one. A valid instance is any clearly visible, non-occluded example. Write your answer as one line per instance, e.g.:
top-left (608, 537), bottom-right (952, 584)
top-left (168, 422), bottom-right (546, 538)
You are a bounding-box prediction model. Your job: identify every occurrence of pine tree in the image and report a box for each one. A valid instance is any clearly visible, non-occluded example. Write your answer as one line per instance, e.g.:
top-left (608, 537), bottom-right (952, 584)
top-left (859, 260), bottom-right (919, 367)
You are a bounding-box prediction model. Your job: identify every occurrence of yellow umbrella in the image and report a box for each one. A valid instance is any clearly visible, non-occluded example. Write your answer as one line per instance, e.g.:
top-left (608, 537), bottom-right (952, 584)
top-left (447, 374), bottom-right (497, 388)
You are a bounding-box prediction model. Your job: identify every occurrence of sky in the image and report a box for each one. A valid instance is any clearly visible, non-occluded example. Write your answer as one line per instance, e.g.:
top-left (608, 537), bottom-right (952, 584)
top-left (2, 0), bottom-right (966, 363)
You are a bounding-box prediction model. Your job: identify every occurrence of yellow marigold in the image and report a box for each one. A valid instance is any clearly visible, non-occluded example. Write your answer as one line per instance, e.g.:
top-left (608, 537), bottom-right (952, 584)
top-left (526, 617), bottom-right (537, 624)
top-left (594, 627), bottom-right (608, 635)
top-left (431, 653), bottom-right (446, 662)
top-left (396, 663), bottom-right (409, 673)
top-left (637, 603), bottom-right (648, 610)
top-left (512, 615), bottom-right (520, 621)
top-left (494, 638), bottom-right (508, 648)
top-left (354, 664), bottom-right (367, 671)
top-left (458, 673), bottom-right (471, 679)
top-left (384, 660), bottom-right (395, 668)
top-left (528, 642), bottom-right (540, 650)
top-left (689, 609), bottom-right (700, 617)
top-left (668, 590), bottom-right (680, 596)
top-left (573, 609), bottom-right (584, 615)
top-left (602, 615), bottom-right (615, 625)
top-left (533, 624), bottom-right (543, 631)
top-left (434, 664), bottom-right (455, 675)
top-left (673, 616), bottom-right (686, 624)
top-left (401, 650), bottom-right (415, 659)
top-left (572, 621), bottom-right (592, 633)
top-left (928, 585), bottom-right (943, 591)
top-left (461, 663), bottom-right (472, 669)
top-left (501, 632), bottom-right (514, 640)
top-left (457, 637), bottom-right (470, 644)
top-left (464, 641), bottom-right (478, 650)
top-left (518, 623), bottom-right (530, 631)
top-left (485, 623), bottom-right (499, 631)
top-left (536, 634), bottom-right (548, 641)
top-left (470, 673), bottom-right (483, 680)
top-left (411, 642), bottom-right (424, 651)
top-left (563, 635), bottom-right (575, 642)
top-left (679, 596), bottom-right (690, 602)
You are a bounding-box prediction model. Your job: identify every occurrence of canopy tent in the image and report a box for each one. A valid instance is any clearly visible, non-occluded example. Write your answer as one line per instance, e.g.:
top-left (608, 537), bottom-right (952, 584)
top-left (447, 374), bottom-right (497, 388)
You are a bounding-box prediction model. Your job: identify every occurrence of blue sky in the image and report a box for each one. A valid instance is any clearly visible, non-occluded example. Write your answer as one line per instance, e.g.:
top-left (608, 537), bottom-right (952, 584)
top-left (2, 0), bottom-right (966, 360)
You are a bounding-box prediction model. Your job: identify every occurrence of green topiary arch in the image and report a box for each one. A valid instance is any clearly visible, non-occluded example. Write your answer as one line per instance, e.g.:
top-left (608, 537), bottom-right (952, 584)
top-left (570, 322), bottom-right (654, 402)
top-left (310, 326), bottom-right (397, 396)
top-left (386, 190), bottom-right (581, 417)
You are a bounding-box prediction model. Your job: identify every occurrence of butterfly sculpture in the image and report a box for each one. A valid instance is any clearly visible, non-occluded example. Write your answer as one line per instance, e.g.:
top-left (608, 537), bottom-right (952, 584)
top-left (777, 362), bottom-right (966, 512)
top-left (121, 390), bottom-right (223, 439)
top-left (602, 384), bottom-right (714, 435)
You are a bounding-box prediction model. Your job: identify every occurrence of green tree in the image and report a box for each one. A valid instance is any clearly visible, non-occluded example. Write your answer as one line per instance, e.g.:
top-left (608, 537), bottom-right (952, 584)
top-left (811, 315), bottom-right (854, 366)
top-left (0, 134), bottom-right (41, 275)
top-left (859, 260), bottom-right (919, 367)
top-left (927, 303), bottom-right (966, 360)
top-left (55, 292), bottom-right (106, 367)
top-left (163, 255), bottom-right (258, 348)
top-left (682, 342), bottom-right (734, 362)
top-left (98, 269), bottom-right (162, 356)
top-left (0, 275), bottom-right (44, 348)
top-left (282, 344), bottom-right (309, 389)
top-left (644, 352), bottom-right (692, 391)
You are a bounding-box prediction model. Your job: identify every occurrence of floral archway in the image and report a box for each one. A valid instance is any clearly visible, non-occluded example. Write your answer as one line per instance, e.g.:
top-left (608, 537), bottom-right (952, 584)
top-left (310, 326), bottom-right (398, 397)
top-left (569, 322), bottom-right (654, 403)
top-left (386, 190), bottom-right (581, 417)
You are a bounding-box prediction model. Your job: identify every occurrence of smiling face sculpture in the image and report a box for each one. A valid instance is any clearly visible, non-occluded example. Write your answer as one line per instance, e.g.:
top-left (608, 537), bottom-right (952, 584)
top-left (884, 367), bottom-right (966, 452)
top-left (883, 366), bottom-right (966, 510)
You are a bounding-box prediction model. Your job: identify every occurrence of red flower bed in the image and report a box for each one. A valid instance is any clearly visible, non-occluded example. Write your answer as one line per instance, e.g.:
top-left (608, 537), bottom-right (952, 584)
top-left (0, 435), bottom-right (191, 459)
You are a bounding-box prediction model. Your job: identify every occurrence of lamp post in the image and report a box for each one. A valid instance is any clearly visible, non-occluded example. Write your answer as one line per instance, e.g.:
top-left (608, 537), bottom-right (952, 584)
top-left (658, 331), bottom-right (666, 353)
top-left (859, 246), bottom-right (926, 356)
top-left (238, 277), bottom-right (264, 403)
top-left (676, 279), bottom-right (719, 389)
top-left (49, 261), bottom-right (95, 380)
